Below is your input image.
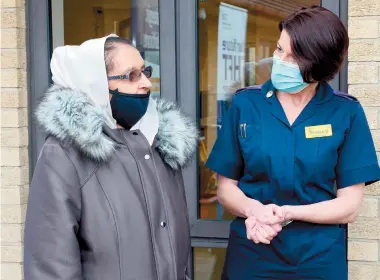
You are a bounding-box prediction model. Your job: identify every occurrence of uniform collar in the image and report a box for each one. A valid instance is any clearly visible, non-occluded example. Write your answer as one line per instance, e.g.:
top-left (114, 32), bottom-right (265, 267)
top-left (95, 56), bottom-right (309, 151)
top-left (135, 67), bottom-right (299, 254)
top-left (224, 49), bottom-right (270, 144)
top-left (261, 79), bottom-right (334, 128)
top-left (262, 79), bottom-right (334, 105)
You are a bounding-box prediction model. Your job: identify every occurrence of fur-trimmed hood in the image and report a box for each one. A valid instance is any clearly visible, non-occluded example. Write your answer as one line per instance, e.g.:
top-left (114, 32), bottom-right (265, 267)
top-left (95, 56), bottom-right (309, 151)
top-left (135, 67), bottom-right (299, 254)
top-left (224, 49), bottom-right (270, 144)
top-left (36, 86), bottom-right (198, 170)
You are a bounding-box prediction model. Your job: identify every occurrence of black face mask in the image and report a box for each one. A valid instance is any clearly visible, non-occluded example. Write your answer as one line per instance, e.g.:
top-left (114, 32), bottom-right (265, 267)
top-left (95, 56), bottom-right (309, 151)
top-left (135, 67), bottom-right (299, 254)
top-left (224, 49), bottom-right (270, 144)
top-left (109, 89), bottom-right (150, 130)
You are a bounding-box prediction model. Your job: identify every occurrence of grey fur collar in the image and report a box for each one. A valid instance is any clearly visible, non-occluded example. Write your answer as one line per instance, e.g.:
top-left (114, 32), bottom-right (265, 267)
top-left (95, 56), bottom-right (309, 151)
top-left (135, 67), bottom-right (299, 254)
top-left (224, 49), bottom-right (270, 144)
top-left (36, 86), bottom-right (198, 170)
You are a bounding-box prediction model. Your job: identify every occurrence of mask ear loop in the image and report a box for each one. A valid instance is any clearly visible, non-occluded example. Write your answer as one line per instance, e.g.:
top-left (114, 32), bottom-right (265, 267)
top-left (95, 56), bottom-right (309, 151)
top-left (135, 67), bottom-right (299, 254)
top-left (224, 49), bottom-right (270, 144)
top-left (109, 88), bottom-right (120, 95)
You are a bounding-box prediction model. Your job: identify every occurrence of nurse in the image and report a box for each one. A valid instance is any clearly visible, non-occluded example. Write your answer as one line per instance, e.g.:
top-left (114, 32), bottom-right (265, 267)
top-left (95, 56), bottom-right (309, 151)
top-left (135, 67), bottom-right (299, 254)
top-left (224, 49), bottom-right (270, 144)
top-left (206, 5), bottom-right (380, 280)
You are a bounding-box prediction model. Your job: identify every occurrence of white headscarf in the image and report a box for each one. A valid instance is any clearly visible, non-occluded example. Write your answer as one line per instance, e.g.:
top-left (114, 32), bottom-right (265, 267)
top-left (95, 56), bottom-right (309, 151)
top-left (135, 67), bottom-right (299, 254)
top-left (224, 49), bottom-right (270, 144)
top-left (50, 34), bottom-right (159, 145)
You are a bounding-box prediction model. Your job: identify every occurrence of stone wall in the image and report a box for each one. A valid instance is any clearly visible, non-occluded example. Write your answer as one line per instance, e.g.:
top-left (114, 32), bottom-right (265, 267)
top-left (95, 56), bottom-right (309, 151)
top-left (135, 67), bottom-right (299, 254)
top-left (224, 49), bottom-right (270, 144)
top-left (347, 0), bottom-right (380, 279)
top-left (1, 1), bottom-right (28, 279)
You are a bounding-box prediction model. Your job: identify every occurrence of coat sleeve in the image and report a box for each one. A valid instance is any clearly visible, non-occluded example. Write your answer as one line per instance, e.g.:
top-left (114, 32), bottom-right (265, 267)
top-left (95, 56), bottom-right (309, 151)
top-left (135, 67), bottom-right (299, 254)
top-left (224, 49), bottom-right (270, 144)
top-left (24, 143), bottom-right (84, 280)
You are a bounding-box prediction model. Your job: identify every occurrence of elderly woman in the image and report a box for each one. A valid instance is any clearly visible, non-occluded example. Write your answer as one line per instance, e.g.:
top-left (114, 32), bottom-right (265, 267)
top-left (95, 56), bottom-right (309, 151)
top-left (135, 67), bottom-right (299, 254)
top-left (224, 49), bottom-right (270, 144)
top-left (206, 6), bottom-right (380, 280)
top-left (24, 35), bottom-right (197, 280)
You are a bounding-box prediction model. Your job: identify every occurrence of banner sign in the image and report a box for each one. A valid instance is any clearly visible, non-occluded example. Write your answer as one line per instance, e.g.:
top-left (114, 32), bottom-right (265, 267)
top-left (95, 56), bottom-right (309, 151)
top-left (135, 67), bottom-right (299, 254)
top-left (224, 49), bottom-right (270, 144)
top-left (217, 2), bottom-right (248, 101)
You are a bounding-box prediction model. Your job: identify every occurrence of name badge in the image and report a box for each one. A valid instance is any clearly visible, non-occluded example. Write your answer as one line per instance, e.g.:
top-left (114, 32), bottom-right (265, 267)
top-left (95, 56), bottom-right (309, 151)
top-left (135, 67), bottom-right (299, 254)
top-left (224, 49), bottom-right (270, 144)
top-left (305, 124), bottom-right (332, 139)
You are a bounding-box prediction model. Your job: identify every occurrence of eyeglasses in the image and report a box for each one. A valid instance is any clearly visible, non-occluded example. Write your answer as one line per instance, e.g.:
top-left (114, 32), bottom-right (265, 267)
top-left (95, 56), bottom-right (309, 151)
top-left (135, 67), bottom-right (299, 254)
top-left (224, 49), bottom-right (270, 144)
top-left (107, 66), bottom-right (153, 82)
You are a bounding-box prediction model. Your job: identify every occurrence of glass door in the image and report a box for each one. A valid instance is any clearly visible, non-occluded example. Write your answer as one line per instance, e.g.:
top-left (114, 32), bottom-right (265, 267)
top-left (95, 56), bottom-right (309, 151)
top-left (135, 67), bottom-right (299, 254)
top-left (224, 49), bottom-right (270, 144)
top-left (176, 1), bottom-right (347, 279)
top-left (29, 0), bottom-right (347, 279)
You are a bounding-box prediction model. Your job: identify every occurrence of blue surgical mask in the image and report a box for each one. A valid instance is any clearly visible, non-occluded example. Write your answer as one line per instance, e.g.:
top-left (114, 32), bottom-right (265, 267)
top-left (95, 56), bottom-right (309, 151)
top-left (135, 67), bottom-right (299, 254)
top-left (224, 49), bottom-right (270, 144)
top-left (109, 89), bottom-right (150, 130)
top-left (271, 54), bottom-right (309, 94)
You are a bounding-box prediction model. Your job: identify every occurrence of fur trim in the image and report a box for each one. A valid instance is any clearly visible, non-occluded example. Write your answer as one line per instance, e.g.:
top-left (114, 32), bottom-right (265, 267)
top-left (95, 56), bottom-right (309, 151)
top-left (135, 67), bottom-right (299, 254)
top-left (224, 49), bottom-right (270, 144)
top-left (36, 86), bottom-right (115, 161)
top-left (36, 86), bottom-right (198, 169)
top-left (156, 100), bottom-right (199, 170)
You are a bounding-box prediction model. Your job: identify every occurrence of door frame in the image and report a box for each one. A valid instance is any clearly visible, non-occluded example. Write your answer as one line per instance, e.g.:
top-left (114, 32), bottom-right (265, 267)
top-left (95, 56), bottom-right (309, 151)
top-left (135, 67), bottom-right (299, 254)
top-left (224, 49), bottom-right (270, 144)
top-left (27, 0), bottom-right (51, 176)
top-left (28, 0), bottom-right (349, 231)
top-left (28, 0), bottom-right (349, 278)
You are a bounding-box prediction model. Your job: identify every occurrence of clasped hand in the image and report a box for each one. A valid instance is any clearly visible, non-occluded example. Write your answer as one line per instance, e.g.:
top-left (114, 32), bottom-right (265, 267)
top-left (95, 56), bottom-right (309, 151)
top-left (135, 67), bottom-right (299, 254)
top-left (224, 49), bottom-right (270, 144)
top-left (245, 203), bottom-right (287, 245)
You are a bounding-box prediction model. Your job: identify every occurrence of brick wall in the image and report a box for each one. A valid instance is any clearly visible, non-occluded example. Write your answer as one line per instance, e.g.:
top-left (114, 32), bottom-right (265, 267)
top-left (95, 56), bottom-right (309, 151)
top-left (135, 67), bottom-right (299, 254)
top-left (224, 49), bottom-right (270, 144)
top-left (347, 0), bottom-right (380, 279)
top-left (1, 0), bottom-right (28, 279)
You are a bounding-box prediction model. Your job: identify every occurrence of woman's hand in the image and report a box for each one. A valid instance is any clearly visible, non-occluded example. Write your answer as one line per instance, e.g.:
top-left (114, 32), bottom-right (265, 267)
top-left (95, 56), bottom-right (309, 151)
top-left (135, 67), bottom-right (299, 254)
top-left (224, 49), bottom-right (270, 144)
top-left (244, 203), bottom-right (287, 244)
top-left (246, 202), bottom-right (285, 225)
top-left (245, 216), bottom-right (282, 244)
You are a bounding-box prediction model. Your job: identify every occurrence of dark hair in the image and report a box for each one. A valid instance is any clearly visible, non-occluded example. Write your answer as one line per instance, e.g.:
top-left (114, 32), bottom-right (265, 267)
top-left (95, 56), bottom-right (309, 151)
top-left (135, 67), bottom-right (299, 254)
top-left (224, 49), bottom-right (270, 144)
top-left (279, 6), bottom-right (349, 83)
top-left (104, 36), bottom-right (133, 74)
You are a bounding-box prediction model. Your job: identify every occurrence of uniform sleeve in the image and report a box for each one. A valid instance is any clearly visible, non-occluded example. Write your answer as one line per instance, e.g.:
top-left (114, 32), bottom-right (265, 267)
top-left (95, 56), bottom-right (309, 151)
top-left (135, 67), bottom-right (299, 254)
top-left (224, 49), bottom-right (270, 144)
top-left (24, 143), bottom-right (84, 280)
top-left (336, 103), bottom-right (380, 189)
top-left (205, 97), bottom-right (244, 180)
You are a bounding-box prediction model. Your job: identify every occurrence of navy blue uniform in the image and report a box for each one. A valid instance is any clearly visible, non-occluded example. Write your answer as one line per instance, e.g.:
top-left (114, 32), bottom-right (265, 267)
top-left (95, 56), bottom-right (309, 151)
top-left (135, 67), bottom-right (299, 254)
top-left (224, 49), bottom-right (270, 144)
top-left (206, 80), bottom-right (380, 279)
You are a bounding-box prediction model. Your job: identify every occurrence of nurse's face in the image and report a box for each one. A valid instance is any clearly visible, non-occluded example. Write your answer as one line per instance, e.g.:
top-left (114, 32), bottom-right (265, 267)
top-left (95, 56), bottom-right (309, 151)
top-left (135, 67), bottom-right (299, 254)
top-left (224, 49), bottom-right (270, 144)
top-left (273, 30), bottom-right (297, 65)
top-left (272, 30), bottom-right (317, 93)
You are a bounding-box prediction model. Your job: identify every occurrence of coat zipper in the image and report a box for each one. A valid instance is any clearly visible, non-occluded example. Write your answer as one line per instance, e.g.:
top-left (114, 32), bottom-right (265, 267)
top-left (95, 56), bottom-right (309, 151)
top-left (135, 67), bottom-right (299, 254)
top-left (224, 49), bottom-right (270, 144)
top-left (149, 148), bottom-right (178, 279)
top-left (120, 132), bottom-right (161, 280)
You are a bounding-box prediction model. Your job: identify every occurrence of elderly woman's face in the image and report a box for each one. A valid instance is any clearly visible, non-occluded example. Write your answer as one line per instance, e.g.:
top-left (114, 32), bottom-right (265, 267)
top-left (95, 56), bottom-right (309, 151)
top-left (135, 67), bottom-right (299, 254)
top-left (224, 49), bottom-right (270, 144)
top-left (274, 30), bottom-right (298, 65)
top-left (107, 44), bottom-right (152, 96)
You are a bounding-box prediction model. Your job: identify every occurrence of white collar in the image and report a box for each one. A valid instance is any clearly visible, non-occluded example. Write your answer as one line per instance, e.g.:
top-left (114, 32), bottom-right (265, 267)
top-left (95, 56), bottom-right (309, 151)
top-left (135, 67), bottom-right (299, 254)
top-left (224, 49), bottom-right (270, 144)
top-left (130, 96), bottom-right (159, 146)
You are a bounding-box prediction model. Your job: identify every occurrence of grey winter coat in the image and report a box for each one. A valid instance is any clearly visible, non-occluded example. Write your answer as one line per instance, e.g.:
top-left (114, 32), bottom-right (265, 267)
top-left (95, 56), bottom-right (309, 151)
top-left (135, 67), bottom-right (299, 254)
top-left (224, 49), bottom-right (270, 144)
top-left (24, 86), bottom-right (198, 280)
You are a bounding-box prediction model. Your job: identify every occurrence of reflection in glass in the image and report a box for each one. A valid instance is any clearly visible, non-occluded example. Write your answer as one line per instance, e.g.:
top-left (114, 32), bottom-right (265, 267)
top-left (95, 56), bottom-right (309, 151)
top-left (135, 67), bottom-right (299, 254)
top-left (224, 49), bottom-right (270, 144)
top-left (194, 247), bottom-right (226, 280)
top-left (198, 0), bottom-right (320, 220)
